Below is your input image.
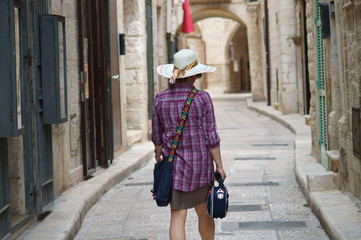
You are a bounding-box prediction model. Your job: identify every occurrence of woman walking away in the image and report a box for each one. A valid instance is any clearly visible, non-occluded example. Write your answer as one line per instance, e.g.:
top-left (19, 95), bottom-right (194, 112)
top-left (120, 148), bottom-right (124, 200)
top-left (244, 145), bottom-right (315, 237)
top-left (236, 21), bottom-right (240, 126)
top-left (152, 49), bottom-right (227, 240)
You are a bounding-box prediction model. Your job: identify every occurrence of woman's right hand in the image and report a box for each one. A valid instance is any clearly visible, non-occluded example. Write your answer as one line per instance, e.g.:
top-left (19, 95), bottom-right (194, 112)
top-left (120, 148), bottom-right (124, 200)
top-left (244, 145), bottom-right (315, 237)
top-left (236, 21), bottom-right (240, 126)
top-left (216, 167), bottom-right (227, 181)
top-left (155, 153), bottom-right (163, 163)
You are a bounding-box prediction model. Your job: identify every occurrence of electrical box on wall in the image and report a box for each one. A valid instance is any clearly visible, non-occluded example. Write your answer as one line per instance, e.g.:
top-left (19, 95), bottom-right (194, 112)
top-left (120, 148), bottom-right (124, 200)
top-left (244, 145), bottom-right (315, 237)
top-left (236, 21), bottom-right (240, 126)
top-left (40, 15), bottom-right (68, 124)
top-left (119, 33), bottom-right (126, 55)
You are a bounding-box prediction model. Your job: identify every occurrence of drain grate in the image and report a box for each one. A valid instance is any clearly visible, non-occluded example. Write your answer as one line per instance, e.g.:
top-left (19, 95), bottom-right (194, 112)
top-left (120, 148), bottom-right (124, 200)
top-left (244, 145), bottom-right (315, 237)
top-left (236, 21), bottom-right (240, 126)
top-left (218, 127), bottom-right (240, 130)
top-left (222, 221), bottom-right (307, 232)
top-left (234, 157), bottom-right (276, 161)
top-left (250, 143), bottom-right (288, 147)
top-left (117, 238), bottom-right (148, 240)
top-left (228, 182), bottom-right (279, 187)
top-left (125, 182), bottom-right (152, 187)
top-left (228, 204), bottom-right (269, 212)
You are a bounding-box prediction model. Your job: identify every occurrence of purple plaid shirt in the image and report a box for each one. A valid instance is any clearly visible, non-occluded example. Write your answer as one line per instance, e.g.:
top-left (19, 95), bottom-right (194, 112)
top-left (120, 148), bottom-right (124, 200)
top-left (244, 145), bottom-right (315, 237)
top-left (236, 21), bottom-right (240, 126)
top-left (151, 83), bottom-right (221, 192)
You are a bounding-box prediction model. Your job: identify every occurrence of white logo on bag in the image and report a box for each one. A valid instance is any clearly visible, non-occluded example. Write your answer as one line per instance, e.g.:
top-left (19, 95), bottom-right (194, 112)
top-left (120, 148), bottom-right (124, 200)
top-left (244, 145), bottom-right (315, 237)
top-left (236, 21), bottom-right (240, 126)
top-left (217, 189), bottom-right (224, 199)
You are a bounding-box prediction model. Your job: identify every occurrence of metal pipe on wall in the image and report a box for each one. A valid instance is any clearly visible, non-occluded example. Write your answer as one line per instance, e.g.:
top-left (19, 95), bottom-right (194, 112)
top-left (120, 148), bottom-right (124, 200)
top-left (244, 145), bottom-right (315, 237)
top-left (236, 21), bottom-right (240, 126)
top-left (264, 0), bottom-right (271, 106)
top-left (294, 0), bottom-right (299, 90)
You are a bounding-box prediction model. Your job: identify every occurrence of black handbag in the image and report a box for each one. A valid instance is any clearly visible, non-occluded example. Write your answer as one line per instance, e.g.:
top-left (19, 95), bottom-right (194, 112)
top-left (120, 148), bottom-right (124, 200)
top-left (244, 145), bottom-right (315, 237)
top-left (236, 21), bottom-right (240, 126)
top-left (152, 87), bottom-right (199, 207)
top-left (207, 172), bottom-right (229, 219)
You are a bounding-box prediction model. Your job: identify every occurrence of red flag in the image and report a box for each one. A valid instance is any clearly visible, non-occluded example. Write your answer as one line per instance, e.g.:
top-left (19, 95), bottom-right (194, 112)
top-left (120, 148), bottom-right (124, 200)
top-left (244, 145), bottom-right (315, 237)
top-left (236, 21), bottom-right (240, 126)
top-left (181, 0), bottom-right (194, 33)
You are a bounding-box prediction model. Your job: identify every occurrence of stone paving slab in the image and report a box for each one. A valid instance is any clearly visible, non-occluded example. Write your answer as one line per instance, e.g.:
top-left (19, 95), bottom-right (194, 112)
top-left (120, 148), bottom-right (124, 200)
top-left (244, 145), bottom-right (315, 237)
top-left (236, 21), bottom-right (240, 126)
top-left (75, 96), bottom-right (328, 240)
top-left (19, 142), bottom-right (154, 240)
top-left (247, 98), bottom-right (361, 240)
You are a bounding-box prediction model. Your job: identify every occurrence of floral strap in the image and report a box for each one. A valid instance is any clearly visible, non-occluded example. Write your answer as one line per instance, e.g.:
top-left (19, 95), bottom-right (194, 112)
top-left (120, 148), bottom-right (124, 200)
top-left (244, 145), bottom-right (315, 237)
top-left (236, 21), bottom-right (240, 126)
top-left (167, 87), bottom-right (199, 163)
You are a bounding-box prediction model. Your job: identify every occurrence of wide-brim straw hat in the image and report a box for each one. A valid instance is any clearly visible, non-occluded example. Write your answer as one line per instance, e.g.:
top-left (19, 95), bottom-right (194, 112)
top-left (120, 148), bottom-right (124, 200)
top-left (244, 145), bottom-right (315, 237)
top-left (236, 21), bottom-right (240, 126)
top-left (156, 49), bottom-right (216, 83)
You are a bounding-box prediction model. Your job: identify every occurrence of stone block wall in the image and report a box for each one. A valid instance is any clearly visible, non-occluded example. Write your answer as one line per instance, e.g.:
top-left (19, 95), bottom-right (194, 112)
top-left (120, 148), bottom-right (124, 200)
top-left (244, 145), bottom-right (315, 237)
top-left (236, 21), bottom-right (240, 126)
top-left (335, 0), bottom-right (361, 198)
top-left (305, 0), bottom-right (319, 159)
top-left (306, 0), bottom-right (361, 199)
top-left (124, 0), bottom-right (148, 138)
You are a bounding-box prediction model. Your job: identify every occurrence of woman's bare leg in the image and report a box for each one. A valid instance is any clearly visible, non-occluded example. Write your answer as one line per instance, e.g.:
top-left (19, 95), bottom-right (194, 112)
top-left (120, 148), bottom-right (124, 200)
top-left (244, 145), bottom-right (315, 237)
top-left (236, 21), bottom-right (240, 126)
top-left (195, 202), bottom-right (215, 240)
top-left (170, 208), bottom-right (187, 240)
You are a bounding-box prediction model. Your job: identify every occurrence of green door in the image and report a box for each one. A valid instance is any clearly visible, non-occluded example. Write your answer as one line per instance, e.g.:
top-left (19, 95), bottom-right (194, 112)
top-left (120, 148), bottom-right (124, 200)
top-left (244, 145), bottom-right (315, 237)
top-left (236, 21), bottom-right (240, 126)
top-left (315, 0), bottom-right (328, 169)
top-left (146, 0), bottom-right (154, 119)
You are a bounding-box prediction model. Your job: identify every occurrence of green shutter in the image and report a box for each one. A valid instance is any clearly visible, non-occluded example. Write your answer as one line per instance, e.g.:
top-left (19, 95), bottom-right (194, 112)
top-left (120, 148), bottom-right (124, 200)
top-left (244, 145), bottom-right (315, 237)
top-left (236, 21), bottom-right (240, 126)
top-left (315, 0), bottom-right (328, 169)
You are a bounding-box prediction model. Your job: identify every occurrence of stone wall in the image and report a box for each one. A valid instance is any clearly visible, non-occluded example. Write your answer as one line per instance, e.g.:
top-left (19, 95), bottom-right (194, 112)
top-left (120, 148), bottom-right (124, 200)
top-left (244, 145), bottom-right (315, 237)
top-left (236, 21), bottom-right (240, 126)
top-left (123, 0), bottom-right (168, 140)
top-left (305, 0), bottom-right (319, 159)
top-left (307, 0), bottom-right (361, 199)
top-left (335, 0), bottom-right (361, 198)
top-left (124, 0), bottom-right (148, 137)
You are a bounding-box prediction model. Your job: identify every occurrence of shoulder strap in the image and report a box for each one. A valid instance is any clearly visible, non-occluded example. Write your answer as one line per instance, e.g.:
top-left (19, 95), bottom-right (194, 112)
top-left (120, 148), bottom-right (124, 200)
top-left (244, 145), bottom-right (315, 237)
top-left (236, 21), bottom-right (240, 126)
top-left (167, 87), bottom-right (199, 163)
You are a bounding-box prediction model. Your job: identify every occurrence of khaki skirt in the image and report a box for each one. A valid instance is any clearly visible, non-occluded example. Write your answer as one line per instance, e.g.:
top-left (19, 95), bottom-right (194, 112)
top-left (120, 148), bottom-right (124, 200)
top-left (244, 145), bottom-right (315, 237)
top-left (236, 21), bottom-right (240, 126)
top-left (170, 181), bottom-right (214, 210)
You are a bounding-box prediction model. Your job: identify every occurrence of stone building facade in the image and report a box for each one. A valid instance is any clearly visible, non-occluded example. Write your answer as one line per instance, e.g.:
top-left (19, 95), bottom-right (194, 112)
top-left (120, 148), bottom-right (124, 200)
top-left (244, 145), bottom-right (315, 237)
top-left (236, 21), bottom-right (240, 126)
top-left (178, 0), bottom-right (360, 203)
top-left (173, 0), bottom-right (265, 99)
top-left (0, 0), bottom-right (168, 239)
top-left (305, 0), bottom-right (361, 198)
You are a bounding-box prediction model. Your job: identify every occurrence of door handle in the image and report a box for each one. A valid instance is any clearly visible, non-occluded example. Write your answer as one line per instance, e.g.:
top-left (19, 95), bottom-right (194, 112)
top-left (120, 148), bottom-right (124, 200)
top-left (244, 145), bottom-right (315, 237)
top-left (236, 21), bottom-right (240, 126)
top-left (111, 74), bottom-right (119, 79)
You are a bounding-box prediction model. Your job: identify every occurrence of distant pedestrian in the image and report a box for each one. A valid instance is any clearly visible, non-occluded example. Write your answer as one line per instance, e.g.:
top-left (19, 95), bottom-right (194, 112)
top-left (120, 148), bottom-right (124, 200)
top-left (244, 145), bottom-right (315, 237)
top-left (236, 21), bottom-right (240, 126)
top-left (152, 49), bottom-right (227, 240)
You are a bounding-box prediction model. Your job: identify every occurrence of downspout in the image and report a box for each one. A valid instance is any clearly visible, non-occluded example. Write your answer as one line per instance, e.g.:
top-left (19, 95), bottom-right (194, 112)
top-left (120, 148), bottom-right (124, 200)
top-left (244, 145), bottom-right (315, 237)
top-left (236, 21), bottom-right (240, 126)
top-left (294, 0), bottom-right (299, 91)
top-left (264, 0), bottom-right (271, 105)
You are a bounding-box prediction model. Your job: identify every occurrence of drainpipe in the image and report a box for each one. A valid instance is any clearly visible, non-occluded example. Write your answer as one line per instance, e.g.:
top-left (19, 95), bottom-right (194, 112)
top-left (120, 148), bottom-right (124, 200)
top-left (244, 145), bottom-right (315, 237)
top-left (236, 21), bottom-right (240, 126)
top-left (264, 0), bottom-right (271, 105)
top-left (294, 0), bottom-right (299, 90)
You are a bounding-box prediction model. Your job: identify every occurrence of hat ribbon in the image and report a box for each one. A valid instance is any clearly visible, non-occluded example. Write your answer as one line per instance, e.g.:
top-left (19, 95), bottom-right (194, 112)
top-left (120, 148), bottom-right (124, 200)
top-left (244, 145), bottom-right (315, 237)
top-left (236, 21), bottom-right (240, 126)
top-left (170, 60), bottom-right (198, 84)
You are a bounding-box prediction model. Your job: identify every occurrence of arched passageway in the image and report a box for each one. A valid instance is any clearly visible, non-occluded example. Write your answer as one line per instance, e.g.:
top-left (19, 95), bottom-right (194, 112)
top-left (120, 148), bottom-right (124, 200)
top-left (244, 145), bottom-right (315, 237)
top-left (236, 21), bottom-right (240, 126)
top-left (176, 7), bottom-right (251, 94)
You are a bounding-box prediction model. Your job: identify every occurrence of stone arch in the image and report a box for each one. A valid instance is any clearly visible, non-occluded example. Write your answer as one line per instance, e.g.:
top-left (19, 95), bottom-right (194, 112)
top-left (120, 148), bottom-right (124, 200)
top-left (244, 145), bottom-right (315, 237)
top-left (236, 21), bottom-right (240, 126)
top-left (173, 3), bottom-right (264, 97)
top-left (176, 7), bottom-right (249, 93)
top-left (192, 7), bottom-right (246, 26)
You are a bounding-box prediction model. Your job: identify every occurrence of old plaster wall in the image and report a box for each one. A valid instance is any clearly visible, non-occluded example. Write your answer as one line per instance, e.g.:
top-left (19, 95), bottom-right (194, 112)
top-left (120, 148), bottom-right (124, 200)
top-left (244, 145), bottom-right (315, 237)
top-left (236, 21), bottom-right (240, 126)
top-left (49, 0), bottom-right (83, 197)
top-left (8, 136), bottom-right (26, 216)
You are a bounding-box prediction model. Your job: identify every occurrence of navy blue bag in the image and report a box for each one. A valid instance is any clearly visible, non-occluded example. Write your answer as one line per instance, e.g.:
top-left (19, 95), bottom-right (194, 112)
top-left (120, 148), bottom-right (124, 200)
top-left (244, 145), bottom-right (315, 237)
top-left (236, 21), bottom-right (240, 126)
top-left (153, 157), bottom-right (173, 206)
top-left (152, 88), bottom-right (198, 207)
top-left (207, 172), bottom-right (229, 219)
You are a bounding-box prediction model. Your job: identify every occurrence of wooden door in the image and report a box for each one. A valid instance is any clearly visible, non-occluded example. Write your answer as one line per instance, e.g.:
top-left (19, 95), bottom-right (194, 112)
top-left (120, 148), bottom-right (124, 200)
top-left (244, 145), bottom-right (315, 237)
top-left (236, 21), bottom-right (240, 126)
top-left (78, 0), bottom-right (97, 177)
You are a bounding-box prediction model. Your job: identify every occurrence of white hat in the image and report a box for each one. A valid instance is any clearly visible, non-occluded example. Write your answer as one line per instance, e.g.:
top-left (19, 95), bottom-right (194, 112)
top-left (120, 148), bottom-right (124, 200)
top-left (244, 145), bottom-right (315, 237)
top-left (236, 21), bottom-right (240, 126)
top-left (156, 49), bottom-right (216, 84)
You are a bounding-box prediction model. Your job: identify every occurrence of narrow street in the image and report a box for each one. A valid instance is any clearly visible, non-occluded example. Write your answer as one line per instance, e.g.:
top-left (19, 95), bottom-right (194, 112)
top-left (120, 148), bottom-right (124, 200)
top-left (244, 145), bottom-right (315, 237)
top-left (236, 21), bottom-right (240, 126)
top-left (75, 95), bottom-right (329, 240)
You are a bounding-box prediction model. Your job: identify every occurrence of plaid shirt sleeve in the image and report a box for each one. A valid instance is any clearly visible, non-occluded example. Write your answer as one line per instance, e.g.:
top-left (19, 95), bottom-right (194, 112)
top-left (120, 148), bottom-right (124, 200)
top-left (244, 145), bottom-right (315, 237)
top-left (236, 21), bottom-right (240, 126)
top-left (202, 92), bottom-right (221, 149)
top-left (151, 94), bottom-right (164, 146)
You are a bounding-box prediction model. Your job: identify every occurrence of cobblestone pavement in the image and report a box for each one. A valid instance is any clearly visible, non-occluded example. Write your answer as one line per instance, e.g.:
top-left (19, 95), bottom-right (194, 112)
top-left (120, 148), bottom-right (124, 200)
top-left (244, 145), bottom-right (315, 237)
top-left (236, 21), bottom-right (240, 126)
top-left (75, 97), bottom-right (329, 240)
